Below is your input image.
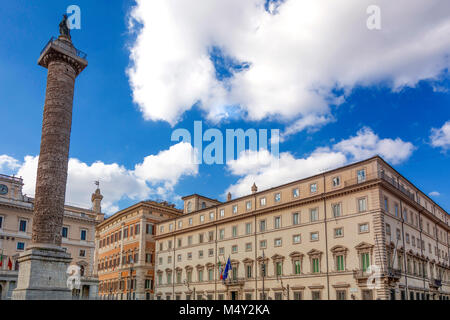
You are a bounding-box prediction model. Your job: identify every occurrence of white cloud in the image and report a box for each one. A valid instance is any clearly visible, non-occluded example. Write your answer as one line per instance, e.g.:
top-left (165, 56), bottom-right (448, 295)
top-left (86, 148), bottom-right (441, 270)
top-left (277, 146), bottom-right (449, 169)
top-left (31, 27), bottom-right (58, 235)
top-left (127, 0), bottom-right (450, 127)
top-left (226, 128), bottom-right (414, 197)
top-left (430, 121), bottom-right (450, 151)
top-left (0, 155), bottom-right (20, 173)
top-left (332, 127), bottom-right (415, 165)
top-left (429, 191), bottom-right (441, 197)
top-left (281, 114), bottom-right (335, 141)
top-left (10, 142), bottom-right (198, 214)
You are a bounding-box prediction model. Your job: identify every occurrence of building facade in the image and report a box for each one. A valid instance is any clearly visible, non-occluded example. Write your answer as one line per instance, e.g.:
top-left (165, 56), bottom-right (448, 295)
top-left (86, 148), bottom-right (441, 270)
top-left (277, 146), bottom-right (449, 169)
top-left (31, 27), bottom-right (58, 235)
top-left (0, 174), bottom-right (104, 300)
top-left (95, 201), bottom-right (181, 300)
top-left (154, 156), bottom-right (450, 300)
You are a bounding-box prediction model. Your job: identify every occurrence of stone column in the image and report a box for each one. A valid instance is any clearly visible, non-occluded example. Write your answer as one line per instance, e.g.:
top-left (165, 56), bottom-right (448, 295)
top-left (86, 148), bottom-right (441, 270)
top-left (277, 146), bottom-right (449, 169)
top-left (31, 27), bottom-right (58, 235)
top-left (12, 34), bottom-right (87, 300)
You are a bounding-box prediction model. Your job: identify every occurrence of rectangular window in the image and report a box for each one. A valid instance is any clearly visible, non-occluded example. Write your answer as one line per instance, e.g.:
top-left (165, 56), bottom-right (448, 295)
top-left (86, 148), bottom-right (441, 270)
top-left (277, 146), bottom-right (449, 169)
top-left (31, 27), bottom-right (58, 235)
top-left (312, 258), bottom-right (320, 273)
top-left (294, 292), bottom-right (302, 300)
top-left (208, 269), bottom-right (213, 281)
top-left (219, 229), bottom-right (225, 240)
top-left (178, 238), bottom-right (182, 247)
top-left (220, 209), bottom-right (225, 218)
top-left (146, 224), bottom-right (154, 234)
top-left (396, 228), bottom-right (401, 240)
top-left (0, 216), bottom-right (3, 229)
top-left (332, 203), bottom-right (341, 217)
top-left (310, 208), bottom-right (318, 222)
top-left (334, 228), bottom-right (343, 238)
top-left (178, 221), bottom-right (182, 229)
top-left (359, 223), bottom-right (369, 233)
top-left (245, 243), bottom-right (252, 252)
top-left (357, 169), bottom-right (366, 183)
top-left (394, 204), bottom-right (399, 217)
top-left (232, 205), bottom-right (238, 214)
top-left (310, 232), bottom-right (319, 241)
top-left (187, 252), bottom-right (192, 260)
top-left (336, 255), bottom-right (345, 271)
top-left (208, 248), bottom-right (214, 257)
top-left (260, 240), bottom-right (267, 249)
top-left (80, 229), bottom-right (87, 241)
top-left (188, 236), bottom-right (193, 245)
top-left (177, 254), bottom-right (182, 262)
top-left (198, 250), bottom-right (204, 258)
top-left (62, 227), bottom-right (68, 238)
top-left (336, 290), bottom-right (346, 300)
top-left (361, 253), bottom-right (370, 272)
top-left (246, 201), bottom-right (252, 211)
top-left (358, 198), bottom-right (367, 212)
top-left (17, 242), bottom-right (25, 251)
top-left (246, 265), bottom-right (252, 278)
top-left (293, 234), bottom-right (301, 244)
top-left (292, 212), bottom-right (299, 225)
top-left (332, 176), bottom-right (340, 187)
top-left (384, 197), bottom-right (389, 212)
top-left (189, 218), bottom-right (193, 225)
top-left (232, 245), bottom-right (238, 253)
top-left (219, 247), bottom-right (224, 255)
top-left (19, 219), bottom-right (27, 232)
top-left (232, 226), bottom-right (238, 237)
top-left (292, 188), bottom-right (299, 198)
top-left (310, 183), bottom-right (317, 193)
top-left (274, 216), bottom-right (281, 229)
top-left (274, 193), bottom-right (281, 202)
top-left (294, 260), bottom-right (301, 274)
top-left (245, 223), bottom-right (252, 235)
top-left (274, 238), bottom-right (282, 247)
top-left (276, 262), bottom-right (282, 276)
top-left (209, 212), bottom-right (214, 220)
top-left (208, 231), bottom-right (214, 242)
top-left (260, 197), bottom-right (266, 206)
top-left (79, 249), bottom-right (86, 257)
top-left (200, 215), bottom-right (205, 223)
top-left (260, 220), bottom-right (266, 232)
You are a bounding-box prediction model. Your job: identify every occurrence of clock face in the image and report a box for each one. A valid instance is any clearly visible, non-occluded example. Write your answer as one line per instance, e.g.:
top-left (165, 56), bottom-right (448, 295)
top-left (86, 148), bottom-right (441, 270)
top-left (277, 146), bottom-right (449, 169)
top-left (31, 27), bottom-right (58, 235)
top-left (0, 184), bottom-right (8, 195)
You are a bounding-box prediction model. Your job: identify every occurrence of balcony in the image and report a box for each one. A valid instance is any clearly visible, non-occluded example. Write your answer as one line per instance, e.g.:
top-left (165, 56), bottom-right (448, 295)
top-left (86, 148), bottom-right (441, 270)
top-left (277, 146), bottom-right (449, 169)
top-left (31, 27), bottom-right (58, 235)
top-left (430, 278), bottom-right (442, 288)
top-left (379, 172), bottom-right (416, 201)
top-left (223, 277), bottom-right (246, 287)
top-left (40, 36), bottom-right (87, 59)
top-left (385, 267), bottom-right (402, 281)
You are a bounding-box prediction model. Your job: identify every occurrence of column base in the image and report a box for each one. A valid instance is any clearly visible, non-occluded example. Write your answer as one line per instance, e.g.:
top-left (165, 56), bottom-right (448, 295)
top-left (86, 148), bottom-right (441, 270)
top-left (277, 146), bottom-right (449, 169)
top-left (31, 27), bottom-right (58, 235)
top-left (11, 246), bottom-right (72, 300)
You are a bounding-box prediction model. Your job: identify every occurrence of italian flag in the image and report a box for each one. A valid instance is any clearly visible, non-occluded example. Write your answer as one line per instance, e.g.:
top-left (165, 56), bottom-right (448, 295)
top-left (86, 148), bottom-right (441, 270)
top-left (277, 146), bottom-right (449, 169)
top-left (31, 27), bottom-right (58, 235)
top-left (218, 261), bottom-right (223, 280)
top-left (0, 251), bottom-right (3, 267)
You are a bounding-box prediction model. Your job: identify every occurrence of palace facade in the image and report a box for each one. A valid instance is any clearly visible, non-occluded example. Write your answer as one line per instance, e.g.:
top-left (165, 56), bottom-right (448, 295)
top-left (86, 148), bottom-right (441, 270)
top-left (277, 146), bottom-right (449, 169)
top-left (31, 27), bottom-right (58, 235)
top-left (154, 156), bottom-right (450, 300)
top-left (0, 174), bottom-right (104, 300)
top-left (95, 200), bottom-right (181, 300)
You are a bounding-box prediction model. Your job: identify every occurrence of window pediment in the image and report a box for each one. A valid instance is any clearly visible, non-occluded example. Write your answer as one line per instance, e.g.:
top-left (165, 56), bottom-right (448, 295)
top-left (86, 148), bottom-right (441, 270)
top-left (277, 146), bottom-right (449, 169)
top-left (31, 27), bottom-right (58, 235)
top-left (271, 254), bottom-right (285, 261)
top-left (355, 242), bottom-right (374, 251)
top-left (330, 245), bottom-right (348, 254)
top-left (307, 249), bottom-right (322, 257)
top-left (289, 251), bottom-right (304, 259)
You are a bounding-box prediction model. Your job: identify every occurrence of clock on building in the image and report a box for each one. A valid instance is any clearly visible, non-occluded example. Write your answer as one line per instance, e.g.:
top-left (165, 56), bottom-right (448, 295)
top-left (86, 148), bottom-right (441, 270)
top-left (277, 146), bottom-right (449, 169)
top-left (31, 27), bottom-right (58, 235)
top-left (0, 184), bottom-right (8, 195)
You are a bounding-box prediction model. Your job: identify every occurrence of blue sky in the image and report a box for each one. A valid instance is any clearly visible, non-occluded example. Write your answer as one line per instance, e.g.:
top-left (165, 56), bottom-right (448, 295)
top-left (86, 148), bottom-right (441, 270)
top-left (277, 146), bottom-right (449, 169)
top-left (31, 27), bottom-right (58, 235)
top-left (0, 0), bottom-right (449, 215)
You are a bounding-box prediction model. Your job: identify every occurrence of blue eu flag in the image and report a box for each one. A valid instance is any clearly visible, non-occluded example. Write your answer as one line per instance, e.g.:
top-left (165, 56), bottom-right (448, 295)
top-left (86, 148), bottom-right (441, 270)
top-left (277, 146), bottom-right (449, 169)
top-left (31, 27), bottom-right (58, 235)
top-left (222, 257), bottom-right (231, 282)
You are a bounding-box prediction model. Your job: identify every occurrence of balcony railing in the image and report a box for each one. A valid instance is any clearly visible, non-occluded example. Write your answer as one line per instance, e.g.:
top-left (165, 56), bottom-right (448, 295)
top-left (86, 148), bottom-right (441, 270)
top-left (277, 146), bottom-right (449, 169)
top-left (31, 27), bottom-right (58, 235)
top-left (430, 278), bottom-right (442, 288)
top-left (353, 269), bottom-right (370, 280)
top-left (223, 277), bottom-right (245, 286)
top-left (379, 172), bottom-right (416, 201)
top-left (386, 267), bottom-right (402, 280)
top-left (40, 36), bottom-right (88, 60)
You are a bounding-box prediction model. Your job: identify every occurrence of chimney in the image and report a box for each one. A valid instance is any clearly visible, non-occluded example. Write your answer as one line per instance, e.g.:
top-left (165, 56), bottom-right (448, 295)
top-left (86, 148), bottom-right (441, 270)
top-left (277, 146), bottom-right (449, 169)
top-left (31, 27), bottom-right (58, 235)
top-left (252, 183), bottom-right (258, 194)
top-left (227, 192), bottom-right (232, 201)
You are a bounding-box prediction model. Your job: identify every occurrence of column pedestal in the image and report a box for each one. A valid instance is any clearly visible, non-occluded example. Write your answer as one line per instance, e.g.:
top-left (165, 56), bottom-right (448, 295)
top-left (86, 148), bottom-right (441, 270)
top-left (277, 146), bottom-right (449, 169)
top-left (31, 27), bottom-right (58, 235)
top-left (12, 246), bottom-right (72, 300)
